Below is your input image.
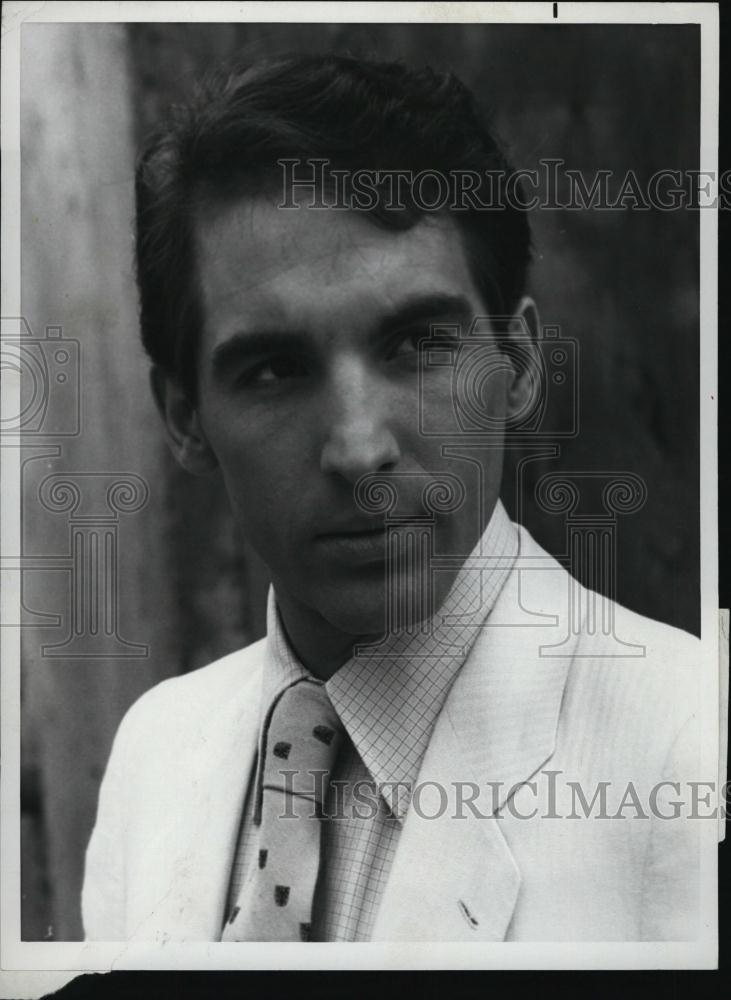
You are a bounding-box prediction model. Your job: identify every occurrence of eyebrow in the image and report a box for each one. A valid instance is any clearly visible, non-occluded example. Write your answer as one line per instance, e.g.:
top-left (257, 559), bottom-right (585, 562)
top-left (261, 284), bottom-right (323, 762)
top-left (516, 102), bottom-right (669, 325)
top-left (378, 292), bottom-right (474, 333)
top-left (210, 330), bottom-right (308, 381)
top-left (208, 292), bottom-right (475, 380)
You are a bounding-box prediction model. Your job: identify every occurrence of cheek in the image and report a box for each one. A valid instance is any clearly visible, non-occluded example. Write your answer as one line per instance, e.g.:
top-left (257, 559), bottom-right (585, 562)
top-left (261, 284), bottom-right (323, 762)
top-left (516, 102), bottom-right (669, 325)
top-left (415, 368), bottom-right (459, 427)
top-left (418, 359), bottom-right (511, 418)
top-left (202, 417), bottom-right (299, 518)
top-left (409, 375), bottom-right (508, 474)
top-left (217, 455), bottom-right (303, 574)
top-left (219, 442), bottom-right (294, 504)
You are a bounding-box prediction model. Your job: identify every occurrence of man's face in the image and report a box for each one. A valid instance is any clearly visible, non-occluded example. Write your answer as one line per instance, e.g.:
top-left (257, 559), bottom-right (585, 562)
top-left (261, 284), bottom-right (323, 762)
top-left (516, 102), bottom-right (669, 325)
top-left (188, 195), bottom-right (514, 637)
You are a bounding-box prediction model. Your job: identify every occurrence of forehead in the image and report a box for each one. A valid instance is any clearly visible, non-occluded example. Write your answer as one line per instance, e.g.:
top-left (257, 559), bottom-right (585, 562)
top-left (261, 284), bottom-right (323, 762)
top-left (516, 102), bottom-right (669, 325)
top-left (194, 195), bottom-right (482, 340)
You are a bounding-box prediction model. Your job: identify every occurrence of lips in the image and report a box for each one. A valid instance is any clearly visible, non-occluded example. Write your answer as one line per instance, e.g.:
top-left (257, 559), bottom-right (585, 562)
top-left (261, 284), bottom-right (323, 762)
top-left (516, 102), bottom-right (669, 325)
top-left (315, 524), bottom-right (388, 563)
top-left (314, 511), bottom-right (436, 566)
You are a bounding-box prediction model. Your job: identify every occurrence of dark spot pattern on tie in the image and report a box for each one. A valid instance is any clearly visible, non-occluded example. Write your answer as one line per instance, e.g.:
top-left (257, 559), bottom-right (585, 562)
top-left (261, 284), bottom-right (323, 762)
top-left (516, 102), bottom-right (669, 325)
top-left (258, 849), bottom-right (268, 869)
top-left (299, 922), bottom-right (312, 941)
top-left (228, 905), bottom-right (240, 925)
top-left (313, 725), bottom-right (335, 745)
top-left (274, 885), bottom-right (290, 907)
top-left (273, 741), bottom-right (291, 759)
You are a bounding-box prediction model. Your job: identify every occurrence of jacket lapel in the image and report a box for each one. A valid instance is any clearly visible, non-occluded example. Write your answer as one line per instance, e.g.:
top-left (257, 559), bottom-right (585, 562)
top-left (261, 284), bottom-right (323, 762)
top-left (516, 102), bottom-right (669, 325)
top-left (370, 711), bottom-right (521, 941)
top-left (372, 527), bottom-right (576, 941)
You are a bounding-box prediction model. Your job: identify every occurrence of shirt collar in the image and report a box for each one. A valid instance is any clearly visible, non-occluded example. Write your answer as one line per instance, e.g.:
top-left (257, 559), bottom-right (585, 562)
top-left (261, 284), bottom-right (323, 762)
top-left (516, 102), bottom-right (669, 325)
top-left (258, 498), bottom-right (519, 821)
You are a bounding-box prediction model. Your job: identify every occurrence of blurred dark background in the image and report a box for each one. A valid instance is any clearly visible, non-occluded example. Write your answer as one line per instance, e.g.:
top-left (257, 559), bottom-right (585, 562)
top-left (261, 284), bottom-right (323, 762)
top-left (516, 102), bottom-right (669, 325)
top-left (19, 22), bottom-right (700, 940)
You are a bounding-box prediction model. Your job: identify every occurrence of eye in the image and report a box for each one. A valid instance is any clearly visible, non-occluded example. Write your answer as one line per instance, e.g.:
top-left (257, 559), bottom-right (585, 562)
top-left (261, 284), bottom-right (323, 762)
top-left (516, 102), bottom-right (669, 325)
top-left (386, 328), bottom-right (429, 360)
top-left (386, 324), bottom-right (462, 362)
top-left (246, 354), bottom-right (308, 385)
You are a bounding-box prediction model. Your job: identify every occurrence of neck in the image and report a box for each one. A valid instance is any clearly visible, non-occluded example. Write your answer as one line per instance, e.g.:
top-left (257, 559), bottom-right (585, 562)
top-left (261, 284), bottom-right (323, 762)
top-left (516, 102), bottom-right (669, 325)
top-left (273, 590), bottom-right (378, 681)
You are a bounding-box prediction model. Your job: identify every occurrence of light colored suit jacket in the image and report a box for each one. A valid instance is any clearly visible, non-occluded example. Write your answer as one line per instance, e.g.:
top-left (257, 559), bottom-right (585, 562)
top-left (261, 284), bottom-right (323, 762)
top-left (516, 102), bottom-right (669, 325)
top-left (82, 525), bottom-right (702, 942)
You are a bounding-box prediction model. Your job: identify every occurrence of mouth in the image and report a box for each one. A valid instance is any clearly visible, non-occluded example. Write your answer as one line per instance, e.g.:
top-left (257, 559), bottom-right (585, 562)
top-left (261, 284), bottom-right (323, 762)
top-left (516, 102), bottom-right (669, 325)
top-left (314, 525), bottom-right (388, 563)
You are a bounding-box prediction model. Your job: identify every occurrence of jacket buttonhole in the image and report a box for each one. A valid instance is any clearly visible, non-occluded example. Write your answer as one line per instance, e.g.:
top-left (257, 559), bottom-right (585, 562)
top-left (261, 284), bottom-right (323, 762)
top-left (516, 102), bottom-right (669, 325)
top-left (458, 899), bottom-right (479, 929)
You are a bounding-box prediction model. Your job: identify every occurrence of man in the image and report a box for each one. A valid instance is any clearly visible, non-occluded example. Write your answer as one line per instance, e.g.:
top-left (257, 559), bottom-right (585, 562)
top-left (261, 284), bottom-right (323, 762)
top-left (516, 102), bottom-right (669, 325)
top-left (82, 55), bottom-right (701, 943)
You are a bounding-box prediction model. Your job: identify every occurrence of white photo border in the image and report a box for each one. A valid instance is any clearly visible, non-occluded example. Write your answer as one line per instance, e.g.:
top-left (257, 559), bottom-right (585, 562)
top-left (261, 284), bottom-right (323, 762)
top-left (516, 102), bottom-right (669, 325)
top-left (0, 0), bottom-right (720, 979)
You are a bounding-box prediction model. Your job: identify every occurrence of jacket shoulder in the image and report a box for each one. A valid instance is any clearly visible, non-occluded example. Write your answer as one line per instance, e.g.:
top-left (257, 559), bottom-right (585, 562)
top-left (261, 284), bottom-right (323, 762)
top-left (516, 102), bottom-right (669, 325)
top-left (513, 522), bottom-right (700, 724)
top-left (515, 522), bottom-right (699, 650)
top-left (115, 637), bottom-right (266, 752)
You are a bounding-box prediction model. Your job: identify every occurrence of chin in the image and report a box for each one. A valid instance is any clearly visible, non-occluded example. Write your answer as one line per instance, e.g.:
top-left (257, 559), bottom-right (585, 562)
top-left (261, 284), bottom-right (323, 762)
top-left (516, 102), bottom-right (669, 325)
top-left (313, 572), bottom-right (444, 640)
top-left (316, 590), bottom-right (389, 639)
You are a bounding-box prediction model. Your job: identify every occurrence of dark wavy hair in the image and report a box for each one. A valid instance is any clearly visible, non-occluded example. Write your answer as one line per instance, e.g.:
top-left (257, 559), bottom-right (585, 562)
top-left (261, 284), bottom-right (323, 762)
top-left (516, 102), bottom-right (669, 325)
top-left (135, 54), bottom-right (532, 401)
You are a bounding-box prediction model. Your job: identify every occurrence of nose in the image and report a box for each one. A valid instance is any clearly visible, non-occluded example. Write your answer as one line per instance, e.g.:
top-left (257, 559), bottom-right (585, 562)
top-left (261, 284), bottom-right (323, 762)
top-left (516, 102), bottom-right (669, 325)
top-left (319, 358), bottom-right (402, 485)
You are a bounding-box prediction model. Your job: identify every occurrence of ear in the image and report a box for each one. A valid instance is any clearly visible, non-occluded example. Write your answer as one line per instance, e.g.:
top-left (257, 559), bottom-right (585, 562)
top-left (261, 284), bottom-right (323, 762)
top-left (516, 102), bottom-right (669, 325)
top-left (504, 296), bottom-right (541, 424)
top-left (150, 366), bottom-right (218, 476)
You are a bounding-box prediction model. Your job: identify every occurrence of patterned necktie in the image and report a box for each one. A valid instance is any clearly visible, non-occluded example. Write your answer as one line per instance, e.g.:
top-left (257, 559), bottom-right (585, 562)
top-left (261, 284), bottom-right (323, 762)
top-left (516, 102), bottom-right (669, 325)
top-left (223, 677), bottom-right (344, 942)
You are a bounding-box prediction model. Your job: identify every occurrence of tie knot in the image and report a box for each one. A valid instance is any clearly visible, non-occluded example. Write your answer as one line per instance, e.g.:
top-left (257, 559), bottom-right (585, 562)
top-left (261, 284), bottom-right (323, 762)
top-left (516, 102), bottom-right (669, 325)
top-left (262, 679), bottom-right (344, 803)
